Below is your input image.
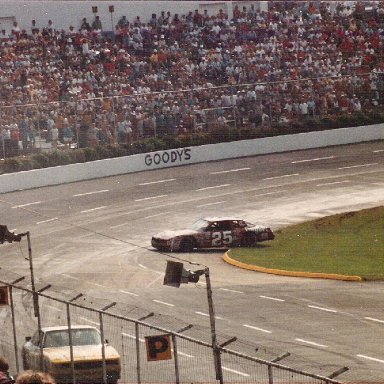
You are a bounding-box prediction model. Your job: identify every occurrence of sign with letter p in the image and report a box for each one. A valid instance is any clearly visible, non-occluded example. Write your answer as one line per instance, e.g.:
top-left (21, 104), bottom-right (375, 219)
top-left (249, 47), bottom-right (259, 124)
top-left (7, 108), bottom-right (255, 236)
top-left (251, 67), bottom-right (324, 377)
top-left (0, 286), bottom-right (10, 305)
top-left (145, 334), bottom-right (172, 361)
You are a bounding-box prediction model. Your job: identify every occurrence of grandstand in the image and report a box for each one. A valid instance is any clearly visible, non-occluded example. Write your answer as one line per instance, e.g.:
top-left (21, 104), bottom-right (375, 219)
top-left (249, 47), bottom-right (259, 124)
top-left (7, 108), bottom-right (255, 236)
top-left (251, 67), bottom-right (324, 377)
top-left (1, 1), bottom-right (384, 160)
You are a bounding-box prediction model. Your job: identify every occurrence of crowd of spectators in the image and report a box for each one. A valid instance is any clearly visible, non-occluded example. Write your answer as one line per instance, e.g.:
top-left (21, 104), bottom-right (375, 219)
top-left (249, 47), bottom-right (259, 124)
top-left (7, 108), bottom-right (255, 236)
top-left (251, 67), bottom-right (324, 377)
top-left (1, 1), bottom-right (384, 154)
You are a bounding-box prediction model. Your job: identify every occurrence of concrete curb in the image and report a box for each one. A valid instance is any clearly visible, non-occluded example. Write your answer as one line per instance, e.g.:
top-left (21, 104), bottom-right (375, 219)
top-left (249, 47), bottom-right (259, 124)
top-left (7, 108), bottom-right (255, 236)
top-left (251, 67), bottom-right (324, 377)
top-left (223, 251), bottom-right (363, 282)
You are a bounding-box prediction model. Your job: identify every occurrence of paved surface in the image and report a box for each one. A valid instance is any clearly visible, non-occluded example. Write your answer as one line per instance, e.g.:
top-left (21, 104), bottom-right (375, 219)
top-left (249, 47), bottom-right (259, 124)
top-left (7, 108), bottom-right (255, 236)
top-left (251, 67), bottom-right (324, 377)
top-left (1, 141), bottom-right (384, 382)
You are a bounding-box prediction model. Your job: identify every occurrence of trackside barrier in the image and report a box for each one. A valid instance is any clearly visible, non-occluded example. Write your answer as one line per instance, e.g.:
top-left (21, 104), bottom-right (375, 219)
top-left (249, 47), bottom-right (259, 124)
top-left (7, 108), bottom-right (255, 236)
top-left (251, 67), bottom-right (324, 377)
top-left (0, 279), bottom-right (343, 384)
top-left (0, 123), bottom-right (383, 194)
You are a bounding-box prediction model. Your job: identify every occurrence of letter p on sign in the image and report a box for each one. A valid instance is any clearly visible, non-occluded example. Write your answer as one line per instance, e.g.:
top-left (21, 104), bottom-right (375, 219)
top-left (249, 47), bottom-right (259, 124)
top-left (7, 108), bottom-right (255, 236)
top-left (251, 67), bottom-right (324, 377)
top-left (145, 334), bottom-right (172, 361)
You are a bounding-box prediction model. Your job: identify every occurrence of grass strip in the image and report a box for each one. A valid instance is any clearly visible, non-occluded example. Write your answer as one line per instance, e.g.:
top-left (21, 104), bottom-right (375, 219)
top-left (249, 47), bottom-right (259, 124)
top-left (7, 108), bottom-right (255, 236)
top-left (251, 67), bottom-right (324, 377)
top-left (229, 206), bottom-right (384, 281)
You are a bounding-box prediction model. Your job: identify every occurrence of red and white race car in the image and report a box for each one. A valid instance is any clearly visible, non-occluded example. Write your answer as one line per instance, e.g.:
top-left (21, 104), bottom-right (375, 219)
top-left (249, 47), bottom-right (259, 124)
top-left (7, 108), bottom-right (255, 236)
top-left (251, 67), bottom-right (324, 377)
top-left (151, 217), bottom-right (275, 252)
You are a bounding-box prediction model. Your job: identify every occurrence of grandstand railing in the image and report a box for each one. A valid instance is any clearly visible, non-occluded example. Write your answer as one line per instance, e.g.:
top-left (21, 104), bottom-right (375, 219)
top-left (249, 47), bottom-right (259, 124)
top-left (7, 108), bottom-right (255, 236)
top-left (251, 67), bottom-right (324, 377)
top-left (0, 74), bottom-right (382, 159)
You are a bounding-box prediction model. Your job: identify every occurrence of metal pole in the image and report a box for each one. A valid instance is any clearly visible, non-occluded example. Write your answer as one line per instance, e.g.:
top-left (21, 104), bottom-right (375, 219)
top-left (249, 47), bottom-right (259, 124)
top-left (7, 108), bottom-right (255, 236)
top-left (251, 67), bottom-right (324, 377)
top-left (111, 97), bottom-right (117, 141)
top-left (1, 110), bottom-right (5, 159)
top-left (99, 312), bottom-right (108, 384)
top-left (75, 96), bottom-right (79, 147)
top-left (135, 323), bottom-right (141, 384)
top-left (204, 268), bottom-right (223, 384)
top-left (268, 364), bottom-right (273, 384)
top-left (172, 334), bottom-right (180, 384)
top-left (66, 303), bottom-right (76, 384)
top-left (110, 12), bottom-right (114, 38)
top-left (9, 286), bottom-right (20, 373)
top-left (23, 231), bottom-right (43, 370)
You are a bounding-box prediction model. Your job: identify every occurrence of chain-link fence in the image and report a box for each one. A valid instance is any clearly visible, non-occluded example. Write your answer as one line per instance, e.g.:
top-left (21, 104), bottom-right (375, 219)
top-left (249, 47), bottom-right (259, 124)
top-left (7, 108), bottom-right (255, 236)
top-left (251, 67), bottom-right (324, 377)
top-left (1, 73), bottom-right (383, 160)
top-left (0, 270), bottom-right (343, 384)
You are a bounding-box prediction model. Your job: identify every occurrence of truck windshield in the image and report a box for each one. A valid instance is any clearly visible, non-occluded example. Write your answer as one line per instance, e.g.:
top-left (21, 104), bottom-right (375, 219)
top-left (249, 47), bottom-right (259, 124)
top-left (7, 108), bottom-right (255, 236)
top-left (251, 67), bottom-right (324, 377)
top-left (44, 328), bottom-right (101, 348)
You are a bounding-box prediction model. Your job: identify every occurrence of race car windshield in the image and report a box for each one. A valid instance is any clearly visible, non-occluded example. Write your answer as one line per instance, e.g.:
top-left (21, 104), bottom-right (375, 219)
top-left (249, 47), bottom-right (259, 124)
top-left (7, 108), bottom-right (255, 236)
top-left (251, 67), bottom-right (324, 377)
top-left (44, 329), bottom-right (102, 348)
top-left (191, 219), bottom-right (209, 231)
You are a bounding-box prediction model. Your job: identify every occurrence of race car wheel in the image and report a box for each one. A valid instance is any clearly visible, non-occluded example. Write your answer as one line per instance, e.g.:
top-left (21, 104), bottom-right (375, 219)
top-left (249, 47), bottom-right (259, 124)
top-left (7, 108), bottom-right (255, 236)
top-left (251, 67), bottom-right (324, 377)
top-left (243, 232), bottom-right (257, 247)
top-left (179, 238), bottom-right (195, 252)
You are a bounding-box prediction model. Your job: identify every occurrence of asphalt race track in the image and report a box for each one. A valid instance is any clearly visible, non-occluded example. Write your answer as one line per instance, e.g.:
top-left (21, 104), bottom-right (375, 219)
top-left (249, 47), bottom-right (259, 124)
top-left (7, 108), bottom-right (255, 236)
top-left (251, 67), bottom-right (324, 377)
top-left (1, 141), bottom-right (384, 383)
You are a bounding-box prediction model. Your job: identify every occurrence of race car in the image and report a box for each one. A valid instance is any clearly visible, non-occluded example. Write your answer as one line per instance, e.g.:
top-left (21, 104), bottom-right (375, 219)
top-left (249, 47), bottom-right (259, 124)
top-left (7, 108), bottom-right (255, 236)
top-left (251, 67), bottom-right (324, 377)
top-left (22, 325), bottom-right (121, 384)
top-left (151, 217), bottom-right (275, 252)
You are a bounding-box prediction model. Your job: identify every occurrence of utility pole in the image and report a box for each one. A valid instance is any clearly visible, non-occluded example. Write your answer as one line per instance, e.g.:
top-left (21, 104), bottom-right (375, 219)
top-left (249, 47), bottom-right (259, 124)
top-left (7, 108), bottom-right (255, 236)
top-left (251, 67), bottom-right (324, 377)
top-left (1, 226), bottom-right (43, 370)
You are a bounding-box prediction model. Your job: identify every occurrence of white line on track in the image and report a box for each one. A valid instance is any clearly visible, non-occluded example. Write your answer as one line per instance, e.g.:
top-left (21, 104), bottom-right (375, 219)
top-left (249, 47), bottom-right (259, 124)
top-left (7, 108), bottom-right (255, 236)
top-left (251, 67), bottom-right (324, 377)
top-left (196, 201), bottom-right (226, 208)
top-left (153, 299), bottom-right (174, 307)
top-left (79, 317), bottom-right (99, 326)
top-left (195, 311), bottom-right (224, 320)
top-left (308, 305), bottom-right (337, 313)
top-left (220, 288), bottom-right (244, 294)
top-left (357, 354), bottom-right (384, 364)
top-left (36, 218), bottom-right (58, 225)
top-left (80, 206), bottom-right (107, 213)
top-left (139, 264), bottom-right (147, 269)
top-left (143, 212), bottom-right (171, 219)
top-left (12, 201), bottom-right (41, 209)
top-left (62, 274), bottom-right (78, 280)
top-left (46, 305), bottom-right (62, 312)
top-left (177, 351), bottom-right (194, 358)
top-left (259, 295), bottom-right (285, 302)
top-left (139, 178), bottom-right (176, 186)
top-left (373, 149), bottom-right (384, 153)
top-left (122, 333), bottom-right (145, 343)
top-left (119, 290), bottom-right (139, 297)
top-left (263, 173), bottom-right (299, 181)
top-left (73, 190), bottom-right (109, 197)
top-left (222, 367), bottom-right (250, 377)
top-left (243, 324), bottom-right (272, 334)
top-left (135, 194), bottom-right (168, 202)
top-left (196, 184), bottom-right (231, 191)
top-left (364, 316), bottom-right (384, 324)
top-left (338, 163), bottom-right (378, 170)
top-left (291, 156), bottom-right (335, 164)
top-left (295, 338), bottom-right (328, 348)
top-left (109, 222), bottom-right (131, 229)
top-left (316, 180), bottom-right (350, 187)
top-left (76, 233), bottom-right (96, 239)
top-left (210, 168), bottom-right (251, 175)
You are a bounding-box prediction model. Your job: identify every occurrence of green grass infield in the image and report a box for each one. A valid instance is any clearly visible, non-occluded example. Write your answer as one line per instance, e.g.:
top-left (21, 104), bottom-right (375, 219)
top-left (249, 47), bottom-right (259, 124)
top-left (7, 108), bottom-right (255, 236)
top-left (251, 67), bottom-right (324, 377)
top-left (229, 206), bottom-right (384, 281)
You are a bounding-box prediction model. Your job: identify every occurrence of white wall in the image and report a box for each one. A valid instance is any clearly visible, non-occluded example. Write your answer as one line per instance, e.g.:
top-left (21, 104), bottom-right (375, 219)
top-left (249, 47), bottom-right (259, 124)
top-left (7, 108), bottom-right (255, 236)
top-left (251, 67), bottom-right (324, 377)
top-left (1, 124), bottom-right (383, 194)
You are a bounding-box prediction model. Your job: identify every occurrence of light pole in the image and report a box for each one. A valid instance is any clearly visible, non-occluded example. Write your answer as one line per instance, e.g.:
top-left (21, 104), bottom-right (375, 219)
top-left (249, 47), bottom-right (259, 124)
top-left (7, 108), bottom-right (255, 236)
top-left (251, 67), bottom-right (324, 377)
top-left (109, 5), bottom-right (115, 37)
top-left (1, 226), bottom-right (43, 370)
top-left (19, 231), bottom-right (44, 370)
top-left (163, 261), bottom-right (223, 383)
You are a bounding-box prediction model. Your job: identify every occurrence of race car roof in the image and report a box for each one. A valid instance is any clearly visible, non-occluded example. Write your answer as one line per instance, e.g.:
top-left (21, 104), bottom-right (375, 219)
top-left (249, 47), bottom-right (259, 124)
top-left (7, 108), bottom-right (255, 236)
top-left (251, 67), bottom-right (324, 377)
top-left (202, 217), bottom-right (246, 222)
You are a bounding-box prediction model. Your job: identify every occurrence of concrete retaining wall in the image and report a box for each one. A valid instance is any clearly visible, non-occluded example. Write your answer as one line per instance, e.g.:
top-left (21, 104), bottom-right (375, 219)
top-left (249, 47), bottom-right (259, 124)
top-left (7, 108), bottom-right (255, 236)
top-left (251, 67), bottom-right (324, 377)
top-left (0, 124), bottom-right (383, 194)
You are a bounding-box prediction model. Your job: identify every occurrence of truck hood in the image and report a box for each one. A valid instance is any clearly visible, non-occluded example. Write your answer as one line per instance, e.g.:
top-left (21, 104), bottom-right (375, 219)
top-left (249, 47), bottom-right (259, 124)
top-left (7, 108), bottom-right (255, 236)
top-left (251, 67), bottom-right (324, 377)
top-left (44, 345), bottom-right (119, 363)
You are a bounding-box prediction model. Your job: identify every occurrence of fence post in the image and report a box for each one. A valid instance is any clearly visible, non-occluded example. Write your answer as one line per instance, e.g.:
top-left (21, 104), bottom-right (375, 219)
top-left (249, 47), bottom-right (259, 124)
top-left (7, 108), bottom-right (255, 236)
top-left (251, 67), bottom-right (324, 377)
top-left (66, 303), bottom-right (76, 384)
top-left (111, 96), bottom-right (117, 140)
top-left (135, 323), bottom-right (141, 384)
top-left (172, 334), bottom-right (180, 384)
top-left (9, 286), bottom-right (19, 373)
top-left (268, 364), bottom-right (273, 384)
top-left (99, 312), bottom-right (107, 384)
top-left (23, 231), bottom-right (43, 371)
top-left (1, 110), bottom-right (5, 160)
top-left (204, 268), bottom-right (223, 384)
